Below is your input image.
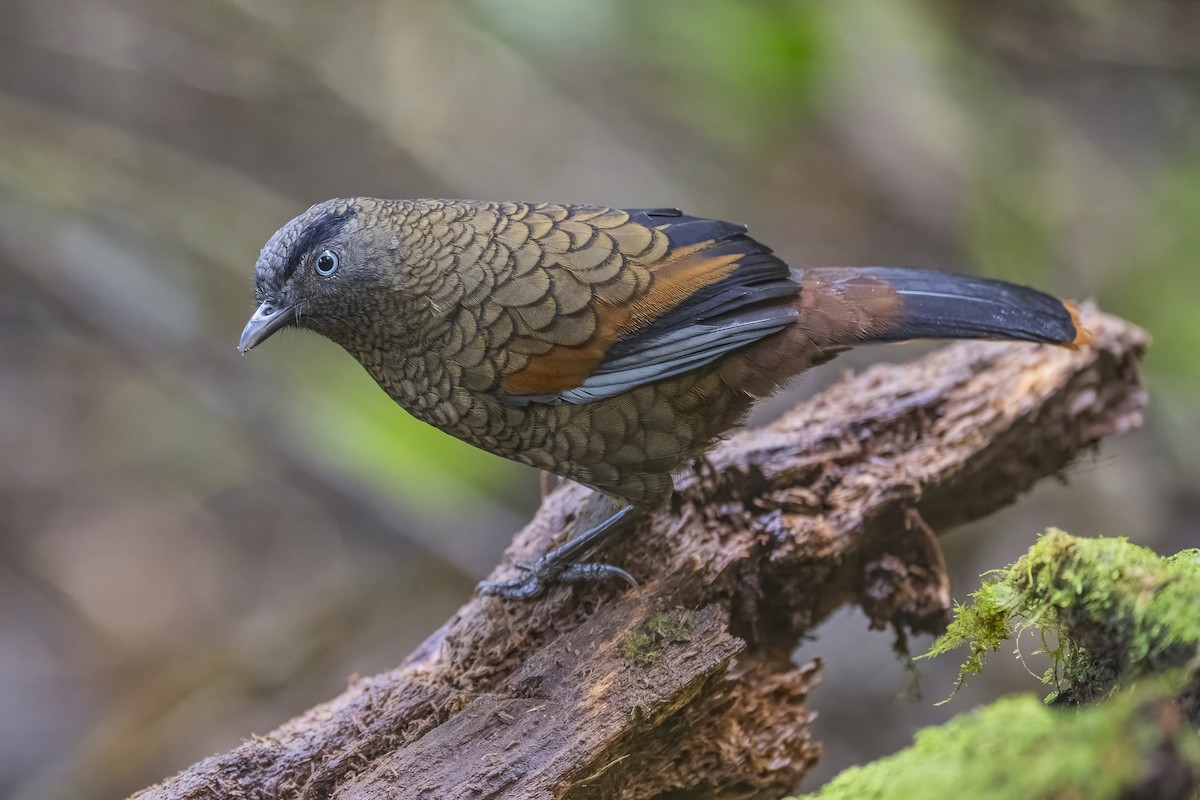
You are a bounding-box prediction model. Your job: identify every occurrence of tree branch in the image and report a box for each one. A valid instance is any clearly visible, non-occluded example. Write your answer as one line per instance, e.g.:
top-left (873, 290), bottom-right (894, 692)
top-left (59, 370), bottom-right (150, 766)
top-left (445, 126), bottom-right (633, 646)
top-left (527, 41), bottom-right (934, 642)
top-left (133, 308), bottom-right (1147, 800)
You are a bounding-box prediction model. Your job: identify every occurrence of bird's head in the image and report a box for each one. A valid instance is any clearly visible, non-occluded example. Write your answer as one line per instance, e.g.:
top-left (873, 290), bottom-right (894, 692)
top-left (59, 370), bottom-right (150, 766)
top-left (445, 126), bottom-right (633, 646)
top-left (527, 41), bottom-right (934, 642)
top-left (239, 198), bottom-right (403, 354)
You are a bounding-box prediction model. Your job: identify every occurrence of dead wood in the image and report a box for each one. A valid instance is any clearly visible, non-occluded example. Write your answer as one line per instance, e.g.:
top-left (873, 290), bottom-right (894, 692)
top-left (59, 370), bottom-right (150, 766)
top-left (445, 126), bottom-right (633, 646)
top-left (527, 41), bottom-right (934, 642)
top-left (133, 308), bottom-right (1147, 800)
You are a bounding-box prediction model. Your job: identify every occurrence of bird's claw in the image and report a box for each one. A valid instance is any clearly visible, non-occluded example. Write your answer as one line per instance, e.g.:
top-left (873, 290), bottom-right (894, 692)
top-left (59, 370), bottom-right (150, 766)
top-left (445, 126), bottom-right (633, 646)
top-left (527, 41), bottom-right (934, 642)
top-left (559, 562), bottom-right (639, 590)
top-left (477, 556), bottom-right (639, 600)
top-left (477, 503), bottom-right (641, 601)
top-left (476, 572), bottom-right (546, 600)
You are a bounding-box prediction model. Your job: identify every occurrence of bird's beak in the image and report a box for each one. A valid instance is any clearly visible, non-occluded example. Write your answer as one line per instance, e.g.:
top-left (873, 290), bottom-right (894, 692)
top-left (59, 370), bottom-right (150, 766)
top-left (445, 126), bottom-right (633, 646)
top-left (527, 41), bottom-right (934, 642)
top-left (239, 301), bottom-right (295, 354)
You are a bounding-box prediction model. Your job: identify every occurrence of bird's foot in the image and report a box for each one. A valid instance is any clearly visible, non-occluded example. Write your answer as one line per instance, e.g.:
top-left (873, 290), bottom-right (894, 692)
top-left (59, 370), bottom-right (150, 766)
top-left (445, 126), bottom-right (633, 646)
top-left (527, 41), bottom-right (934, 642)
top-left (477, 504), bottom-right (641, 600)
top-left (477, 557), bottom-right (638, 600)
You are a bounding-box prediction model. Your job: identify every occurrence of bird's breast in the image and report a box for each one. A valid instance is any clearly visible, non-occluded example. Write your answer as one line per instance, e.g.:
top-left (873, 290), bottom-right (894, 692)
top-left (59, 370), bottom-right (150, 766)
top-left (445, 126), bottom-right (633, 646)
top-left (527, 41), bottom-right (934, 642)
top-left (355, 334), bottom-right (757, 507)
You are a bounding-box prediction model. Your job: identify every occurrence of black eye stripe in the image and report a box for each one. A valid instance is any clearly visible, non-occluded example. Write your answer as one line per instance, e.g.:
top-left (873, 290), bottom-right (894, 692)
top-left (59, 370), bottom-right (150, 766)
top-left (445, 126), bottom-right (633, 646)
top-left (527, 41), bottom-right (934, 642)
top-left (278, 207), bottom-right (354, 284)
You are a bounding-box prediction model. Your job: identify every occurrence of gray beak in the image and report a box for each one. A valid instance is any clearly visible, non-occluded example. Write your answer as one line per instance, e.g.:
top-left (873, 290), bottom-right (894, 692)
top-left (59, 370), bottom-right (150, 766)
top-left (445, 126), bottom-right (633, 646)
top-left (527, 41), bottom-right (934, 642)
top-left (239, 301), bottom-right (295, 353)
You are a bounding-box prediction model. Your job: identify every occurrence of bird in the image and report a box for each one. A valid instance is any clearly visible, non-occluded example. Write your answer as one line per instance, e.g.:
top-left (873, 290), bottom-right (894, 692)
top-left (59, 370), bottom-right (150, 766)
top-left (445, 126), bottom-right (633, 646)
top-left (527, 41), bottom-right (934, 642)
top-left (240, 198), bottom-right (1089, 599)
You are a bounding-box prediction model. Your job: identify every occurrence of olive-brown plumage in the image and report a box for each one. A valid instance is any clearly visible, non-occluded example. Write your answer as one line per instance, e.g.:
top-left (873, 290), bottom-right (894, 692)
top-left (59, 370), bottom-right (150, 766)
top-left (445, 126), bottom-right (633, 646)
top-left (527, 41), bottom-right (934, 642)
top-left (241, 198), bottom-right (1088, 596)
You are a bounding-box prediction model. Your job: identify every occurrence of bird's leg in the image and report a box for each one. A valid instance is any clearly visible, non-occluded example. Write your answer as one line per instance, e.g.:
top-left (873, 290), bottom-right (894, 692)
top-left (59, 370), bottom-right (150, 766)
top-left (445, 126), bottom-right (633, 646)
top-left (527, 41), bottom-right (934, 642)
top-left (477, 504), bottom-right (642, 600)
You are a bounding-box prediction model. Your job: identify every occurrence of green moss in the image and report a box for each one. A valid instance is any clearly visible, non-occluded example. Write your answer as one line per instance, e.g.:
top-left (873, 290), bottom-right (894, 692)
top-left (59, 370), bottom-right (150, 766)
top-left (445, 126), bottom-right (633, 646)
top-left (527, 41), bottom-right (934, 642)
top-left (923, 530), bottom-right (1200, 703)
top-left (791, 687), bottom-right (1200, 800)
top-left (796, 532), bottom-right (1200, 798)
top-left (621, 608), bottom-right (696, 667)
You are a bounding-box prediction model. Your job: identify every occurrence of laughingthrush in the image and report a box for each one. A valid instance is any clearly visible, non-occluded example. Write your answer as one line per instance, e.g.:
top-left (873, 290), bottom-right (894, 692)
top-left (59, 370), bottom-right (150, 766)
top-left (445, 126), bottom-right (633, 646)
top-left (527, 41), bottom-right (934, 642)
top-left (240, 199), bottom-right (1088, 598)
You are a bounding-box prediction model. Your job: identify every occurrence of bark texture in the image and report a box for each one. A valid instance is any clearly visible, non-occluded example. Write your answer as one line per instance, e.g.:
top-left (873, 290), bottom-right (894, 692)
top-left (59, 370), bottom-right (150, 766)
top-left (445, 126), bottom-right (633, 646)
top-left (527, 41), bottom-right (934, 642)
top-left (134, 308), bottom-right (1147, 800)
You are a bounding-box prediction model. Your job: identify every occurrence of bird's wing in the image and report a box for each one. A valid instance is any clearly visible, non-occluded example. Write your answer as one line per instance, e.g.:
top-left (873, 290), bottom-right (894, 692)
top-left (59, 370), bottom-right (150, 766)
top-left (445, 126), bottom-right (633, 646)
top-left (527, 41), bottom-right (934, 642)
top-left (484, 205), bottom-right (799, 405)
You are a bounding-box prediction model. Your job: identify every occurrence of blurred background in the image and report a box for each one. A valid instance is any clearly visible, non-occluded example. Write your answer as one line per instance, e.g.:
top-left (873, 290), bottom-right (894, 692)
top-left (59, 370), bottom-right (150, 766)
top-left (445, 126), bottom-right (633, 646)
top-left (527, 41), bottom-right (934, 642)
top-left (1, 1), bottom-right (1197, 797)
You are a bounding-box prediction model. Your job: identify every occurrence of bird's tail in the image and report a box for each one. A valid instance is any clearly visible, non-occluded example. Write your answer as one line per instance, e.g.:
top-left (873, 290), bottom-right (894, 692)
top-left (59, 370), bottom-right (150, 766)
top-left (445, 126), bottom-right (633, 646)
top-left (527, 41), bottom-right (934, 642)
top-left (793, 266), bottom-right (1090, 351)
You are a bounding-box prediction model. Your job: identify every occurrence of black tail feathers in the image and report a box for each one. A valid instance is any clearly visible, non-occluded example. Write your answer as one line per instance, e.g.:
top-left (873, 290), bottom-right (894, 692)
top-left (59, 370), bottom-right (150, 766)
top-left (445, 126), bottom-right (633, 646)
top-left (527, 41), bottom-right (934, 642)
top-left (853, 267), bottom-right (1088, 348)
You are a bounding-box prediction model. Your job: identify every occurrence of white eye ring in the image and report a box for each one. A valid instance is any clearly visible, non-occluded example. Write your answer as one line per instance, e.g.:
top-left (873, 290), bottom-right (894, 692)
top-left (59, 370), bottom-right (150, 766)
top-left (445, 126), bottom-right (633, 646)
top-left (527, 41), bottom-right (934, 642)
top-left (315, 249), bottom-right (339, 276)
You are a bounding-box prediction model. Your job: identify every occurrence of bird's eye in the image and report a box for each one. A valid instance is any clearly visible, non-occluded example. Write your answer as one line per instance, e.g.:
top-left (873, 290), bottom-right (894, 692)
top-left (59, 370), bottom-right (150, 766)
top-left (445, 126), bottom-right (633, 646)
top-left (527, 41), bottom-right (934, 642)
top-left (314, 250), bottom-right (339, 276)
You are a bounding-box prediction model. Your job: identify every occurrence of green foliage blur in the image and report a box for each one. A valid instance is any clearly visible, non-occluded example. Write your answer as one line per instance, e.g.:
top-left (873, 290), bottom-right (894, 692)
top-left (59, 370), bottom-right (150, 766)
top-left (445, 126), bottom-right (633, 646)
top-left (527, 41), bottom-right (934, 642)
top-left (1, 2), bottom-right (1196, 798)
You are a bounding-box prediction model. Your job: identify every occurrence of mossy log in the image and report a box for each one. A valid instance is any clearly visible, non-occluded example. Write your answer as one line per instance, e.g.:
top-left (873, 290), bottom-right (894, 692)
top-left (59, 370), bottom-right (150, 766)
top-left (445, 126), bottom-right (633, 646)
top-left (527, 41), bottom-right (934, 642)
top-left (930, 529), bottom-right (1200, 714)
top-left (133, 308), bottom-right (1146, 799)
top-left (802, 531), bottom-right (1200, 800)
top-left (793, 688), bottom-right (1198, 800)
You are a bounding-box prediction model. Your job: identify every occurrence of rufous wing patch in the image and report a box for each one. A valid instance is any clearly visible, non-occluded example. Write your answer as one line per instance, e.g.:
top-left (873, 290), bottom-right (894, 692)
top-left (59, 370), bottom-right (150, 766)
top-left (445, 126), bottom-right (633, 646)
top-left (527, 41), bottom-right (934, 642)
top-left (498, 242), bottom-right (743, 395)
